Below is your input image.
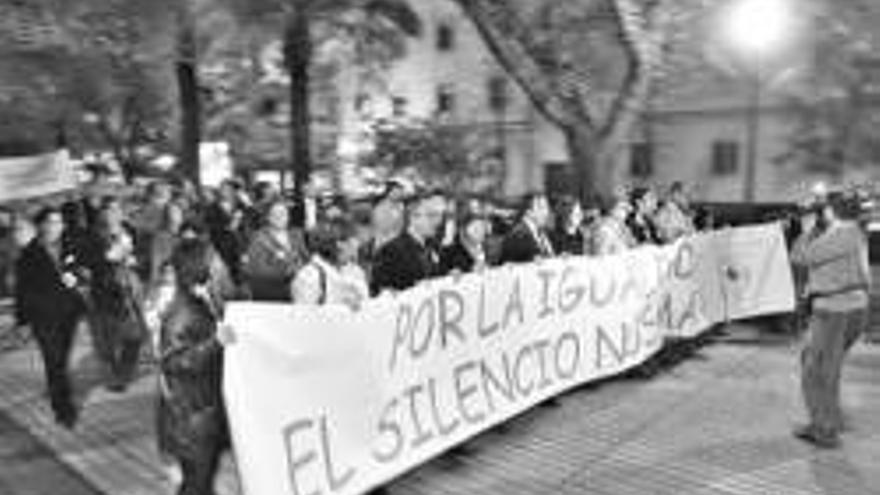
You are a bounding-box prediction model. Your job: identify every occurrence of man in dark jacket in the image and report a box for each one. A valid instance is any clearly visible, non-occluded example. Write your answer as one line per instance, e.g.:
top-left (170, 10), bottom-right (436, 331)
top-left (371, 190), bottom-right (446, 295)
top-left (15, 207), bottom-right (87, 428)
top-left (499, 192), bottom-right (554, 264)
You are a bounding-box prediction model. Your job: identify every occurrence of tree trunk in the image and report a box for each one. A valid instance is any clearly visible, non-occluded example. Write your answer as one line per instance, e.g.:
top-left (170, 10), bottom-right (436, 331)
top-left (177, 4), bottom-right (201, 186)
top-left (284, 6), bottom-right (312, 199)
top-left (564, 126), bottom-right (612, 205)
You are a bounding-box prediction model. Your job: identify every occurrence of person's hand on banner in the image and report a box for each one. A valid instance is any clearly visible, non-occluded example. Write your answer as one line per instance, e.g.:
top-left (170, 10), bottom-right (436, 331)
top-left (61, 271), bottom-right (78, 289)
top-left (217, 323), bottom-right (236, 346)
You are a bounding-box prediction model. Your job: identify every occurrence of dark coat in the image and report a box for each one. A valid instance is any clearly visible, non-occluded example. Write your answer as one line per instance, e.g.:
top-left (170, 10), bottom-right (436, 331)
top-left (78, 228), bottom-right (145, 314)
top-left (148, 229), bottom-right (180, 286)
top-left (439, 240), bottom-right (480, 275)
top-left (499, 222), bottom-right (551, 264)
top-left (158, 292), bottom-right (228, 461)
top-left (242, 228), bottom-right (308, 301)
top-left (371, 231), bottom-right (439, 295)
top-left (549, 227), bottom-right (585, 256)
top-left (627, 215), bottom-right (662, 245)
top-left (205, 202), bottom-right (246, 282)
top-left (15, 238), bottom-right (86, 327)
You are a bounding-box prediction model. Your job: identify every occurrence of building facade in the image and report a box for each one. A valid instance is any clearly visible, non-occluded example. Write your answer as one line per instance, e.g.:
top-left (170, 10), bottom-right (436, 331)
top-left (336, 0), bottom-right (880, 202)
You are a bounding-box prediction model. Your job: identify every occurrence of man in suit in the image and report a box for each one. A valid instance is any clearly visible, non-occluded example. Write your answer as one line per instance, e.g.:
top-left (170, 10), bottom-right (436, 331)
top-left (371, 190), bottom-right (446, 295)
top-left (15, 207), bottom-right (87, 428)
top-left (500, 192), bottom-right (554, 264)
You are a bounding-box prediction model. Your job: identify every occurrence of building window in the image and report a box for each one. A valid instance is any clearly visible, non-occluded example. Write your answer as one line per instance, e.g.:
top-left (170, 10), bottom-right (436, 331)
top-left (712, 140), bottom-right (740, 175)
top-left (436, 23), bottom-right (455, 51)
top-left (391, 96), bottom-right (408, 117)
top-left (487, 76), bottom-right (508, 113)
top-left (436, 84), bottom-right (456, 115)
top-left (629, 142), bottom-right (653, 178)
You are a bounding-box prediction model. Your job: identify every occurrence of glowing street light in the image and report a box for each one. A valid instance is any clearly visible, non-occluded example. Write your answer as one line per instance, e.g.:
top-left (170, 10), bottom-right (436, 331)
top-left (722, 0), bottom-right (794, 202)
top-left (725, 0), bottom-right (794, 58)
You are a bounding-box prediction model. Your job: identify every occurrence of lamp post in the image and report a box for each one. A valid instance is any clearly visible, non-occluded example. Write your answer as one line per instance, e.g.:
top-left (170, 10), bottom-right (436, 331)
top-left (724, 0), bottom-right (792, 202)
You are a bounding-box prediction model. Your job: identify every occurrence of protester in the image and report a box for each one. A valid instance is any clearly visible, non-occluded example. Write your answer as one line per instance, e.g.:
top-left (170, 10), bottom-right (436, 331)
top-left (439, 211), bottom-right (491, 275)
top-left (80, 198), bottom-right (148, 392)
top-left (135, 181), bottom-right (173, 235)
top-left (205, 179), bottom-right (247, 285)
top-left (627, 187), bottom-right (662, 245)
top-left (594, 197), bottom-right (636, 256)
top-left (654, 182), bottom-right (695, 243)
top-left (14, 207), bottom-right (87, 428)
top-left (147, 202), bottom-right (186, 287)
top-left (291, 217), bottom-right (369, 309)
top-left (580, 199), bottom-right (603, 256)
top-left (499, 192), bottom-right (555, 264)
top-left (360, 183), bottom-right (406, 275)
top-left (371, 190), bottom-right (446, 295)
top-left (549, 195), bottom-right (585, 255)
top-left (242, 199), bottom-right (308, 301)
top-left (158, 238), bottom-right (230, 495)
top-left (790, 191), bottom-right (871, 448)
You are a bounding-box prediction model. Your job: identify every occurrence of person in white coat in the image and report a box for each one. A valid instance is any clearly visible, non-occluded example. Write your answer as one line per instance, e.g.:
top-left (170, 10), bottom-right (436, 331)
top-left (292, 217), bottom-right (369, 309)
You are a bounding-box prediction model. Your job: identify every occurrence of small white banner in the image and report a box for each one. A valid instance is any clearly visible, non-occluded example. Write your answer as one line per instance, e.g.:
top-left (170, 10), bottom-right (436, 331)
top-left (0, 150), bottom-right (77, 203)
top-left (223, 223), bottom-right (795, 495)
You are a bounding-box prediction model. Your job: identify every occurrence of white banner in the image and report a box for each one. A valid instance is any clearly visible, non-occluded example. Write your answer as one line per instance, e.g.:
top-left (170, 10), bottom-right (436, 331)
top-left (0, 150), bottom-right (77, 203)
top-left (223, 223), bottom-right (795, 495)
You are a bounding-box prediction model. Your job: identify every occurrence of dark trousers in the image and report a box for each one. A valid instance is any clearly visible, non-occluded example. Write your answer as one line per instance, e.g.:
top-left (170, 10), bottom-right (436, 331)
top-left (800, 308), bottom-right (867, 436)
top-left (31, 316), bottom-right (79, 421)
top-left (176, 438), bottom-right (224, 495)
top-left (90, 313), bottom-right (144, 386)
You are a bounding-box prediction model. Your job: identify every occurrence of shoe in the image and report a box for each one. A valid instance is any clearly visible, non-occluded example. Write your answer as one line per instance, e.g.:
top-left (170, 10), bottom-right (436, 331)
top-left (105, 377), bottom-right (129, 393)
top-left (54, 406), bottom-right (79, 430)
top-left (793, 424), bottom-right (840, 449)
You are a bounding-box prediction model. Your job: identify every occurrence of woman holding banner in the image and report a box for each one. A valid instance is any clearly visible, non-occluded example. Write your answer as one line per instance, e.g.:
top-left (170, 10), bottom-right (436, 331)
top-left (158, 238), bottom-right (231, 495)
top-left (439, 211), bottom-right (491, 275)
top-left (242, 200), bottom-right (308, 301)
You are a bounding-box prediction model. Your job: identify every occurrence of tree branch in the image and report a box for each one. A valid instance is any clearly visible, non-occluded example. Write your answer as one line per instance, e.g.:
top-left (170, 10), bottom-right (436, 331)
top-left (453, 0), bottom-right (588, 130)
top-left (600, 0), bottom-right (667, 145)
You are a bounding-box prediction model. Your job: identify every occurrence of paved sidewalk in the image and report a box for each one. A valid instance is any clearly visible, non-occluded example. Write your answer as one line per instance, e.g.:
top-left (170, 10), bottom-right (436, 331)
top-left (0, 409), bottom-right (101, 495)
top-left (0, 325), bottom-right (878, 495)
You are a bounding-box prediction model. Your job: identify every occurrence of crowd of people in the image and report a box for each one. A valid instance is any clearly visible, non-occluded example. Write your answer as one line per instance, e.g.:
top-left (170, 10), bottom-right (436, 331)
top-left (9, 175), bottom-right (704, 494)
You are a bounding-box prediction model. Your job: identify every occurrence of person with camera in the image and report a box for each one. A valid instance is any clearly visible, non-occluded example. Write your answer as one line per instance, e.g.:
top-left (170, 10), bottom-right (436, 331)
top-left (790, 191), bottom-right (871, 448)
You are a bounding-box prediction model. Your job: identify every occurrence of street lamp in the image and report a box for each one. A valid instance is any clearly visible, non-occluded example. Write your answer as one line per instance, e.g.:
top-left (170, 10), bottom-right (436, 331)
top-left (723, 0), bottom-right (793, 202)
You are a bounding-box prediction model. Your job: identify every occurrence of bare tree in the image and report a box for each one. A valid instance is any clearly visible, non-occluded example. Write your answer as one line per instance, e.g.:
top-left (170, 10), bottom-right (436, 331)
top-left (452, 0), bottom-right (699, 199)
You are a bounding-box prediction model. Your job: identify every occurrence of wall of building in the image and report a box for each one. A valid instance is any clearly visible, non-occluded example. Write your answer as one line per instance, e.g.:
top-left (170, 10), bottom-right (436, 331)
top-left (335, 0), bottom-right (877, 203)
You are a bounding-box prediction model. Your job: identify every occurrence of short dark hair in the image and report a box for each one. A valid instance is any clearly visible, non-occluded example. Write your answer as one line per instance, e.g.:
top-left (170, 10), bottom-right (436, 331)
top-left (146, 180), bottom-right (169, 198)
top-left (458, 210), bottom-right (488, 232)
top-left (629, 187), bottom-right (651, 207)
top-left (33, 206), bottom-right (61, 226)
top-left (518, 191), bottom-right (546, 218)
top-left (306, 217), bottom-right (358, 264)
top-left (827, 191), bottom-right (860, 220)
top-left (669, 181), bottom-right (685, 194)
top-left (172, 238), bottom-right (214, 288)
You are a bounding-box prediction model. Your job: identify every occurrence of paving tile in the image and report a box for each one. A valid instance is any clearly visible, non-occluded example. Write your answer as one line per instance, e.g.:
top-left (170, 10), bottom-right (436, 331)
top-left (1, 325), bottom-right (879, 495)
